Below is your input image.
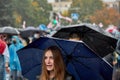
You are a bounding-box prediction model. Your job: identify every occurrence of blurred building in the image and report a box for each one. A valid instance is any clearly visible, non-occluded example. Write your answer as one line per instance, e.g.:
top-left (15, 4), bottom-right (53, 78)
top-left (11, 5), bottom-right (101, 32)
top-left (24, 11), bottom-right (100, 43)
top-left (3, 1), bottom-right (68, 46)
top-left (102, 0), bottom-right (120, 13)
top-left (47, 0), bottom-right (72, 14)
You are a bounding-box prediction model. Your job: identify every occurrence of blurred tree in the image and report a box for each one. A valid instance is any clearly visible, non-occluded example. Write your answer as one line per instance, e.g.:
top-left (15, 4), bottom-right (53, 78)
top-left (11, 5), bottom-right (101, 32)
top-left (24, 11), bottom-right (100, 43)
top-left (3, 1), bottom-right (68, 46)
top-left (3, 0), bottom-right (52, 28)
top-left (62, 10), bottom-right (69, 17)
top-left (69, 0), bottom-right (103, 23)
top-left (89, 8), bottom-right (120, 28)
top-left (12, 0), bottom-right (31, 27)
top-left (29, 0), bottom-right (52, 27)
top-left (0, 0), bottom-right (14, 27)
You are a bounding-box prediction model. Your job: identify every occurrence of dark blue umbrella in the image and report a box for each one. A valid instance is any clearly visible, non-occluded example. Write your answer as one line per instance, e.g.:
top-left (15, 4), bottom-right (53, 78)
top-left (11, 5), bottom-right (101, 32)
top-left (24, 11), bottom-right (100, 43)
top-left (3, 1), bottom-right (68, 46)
top-left (17, 48), bottom-right (43, 80)
top-left (17, 37), bottom-right (113, 80)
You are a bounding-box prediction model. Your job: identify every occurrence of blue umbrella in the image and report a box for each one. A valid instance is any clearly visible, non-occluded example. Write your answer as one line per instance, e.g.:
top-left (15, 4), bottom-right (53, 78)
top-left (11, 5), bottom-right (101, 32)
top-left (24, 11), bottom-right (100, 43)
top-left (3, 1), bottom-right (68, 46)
top-left (17, 37), bottom-right (113, 80)
top-left (39, 24), bottom-right (48, 31)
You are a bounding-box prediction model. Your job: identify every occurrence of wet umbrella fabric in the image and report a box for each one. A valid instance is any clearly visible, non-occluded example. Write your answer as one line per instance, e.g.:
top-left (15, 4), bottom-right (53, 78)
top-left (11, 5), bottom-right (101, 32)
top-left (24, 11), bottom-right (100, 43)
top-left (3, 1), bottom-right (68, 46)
top-left (19, 26), bottom-right (39, 38)
top-left (51, 23), bottom-right (117, 57)
top-left (0, 26), bottom-right (20, 35)
top-left (17, 37), bottom-right (113, 80)
top-left (19, 26), bottom-right (48, 38)
top-left (18, 48), bottom-right (43, 80)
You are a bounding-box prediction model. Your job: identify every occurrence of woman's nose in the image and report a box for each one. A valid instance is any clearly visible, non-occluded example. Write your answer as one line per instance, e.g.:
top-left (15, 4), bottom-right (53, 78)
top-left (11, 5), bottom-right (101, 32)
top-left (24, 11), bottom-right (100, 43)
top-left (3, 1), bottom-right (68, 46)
top-left (47, 58), bottom-right (51, 63)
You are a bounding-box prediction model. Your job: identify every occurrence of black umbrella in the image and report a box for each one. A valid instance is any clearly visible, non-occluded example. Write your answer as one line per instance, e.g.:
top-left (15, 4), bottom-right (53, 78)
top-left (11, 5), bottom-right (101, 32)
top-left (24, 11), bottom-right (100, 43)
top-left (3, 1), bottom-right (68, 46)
top-left (0, 26), bottom-right (20, 35)
top-left (19, 26), bottom-right (48, 38)
top-left (51, 23), bottom-right (118, 57)
top-left (17, 37), bottom-right (113, 80)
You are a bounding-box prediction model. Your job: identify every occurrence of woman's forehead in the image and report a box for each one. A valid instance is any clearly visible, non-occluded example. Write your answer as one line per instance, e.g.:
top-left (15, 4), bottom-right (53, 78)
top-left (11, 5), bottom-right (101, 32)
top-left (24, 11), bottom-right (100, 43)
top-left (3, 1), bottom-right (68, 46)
top-left (45, 50), bottom-right (53, 56)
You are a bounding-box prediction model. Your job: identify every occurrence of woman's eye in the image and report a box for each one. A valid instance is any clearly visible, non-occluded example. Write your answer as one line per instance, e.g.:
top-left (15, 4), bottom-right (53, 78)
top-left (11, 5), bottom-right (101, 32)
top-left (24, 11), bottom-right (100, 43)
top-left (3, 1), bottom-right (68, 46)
top-left (50, 56), bottom-right (53, 59)
top-left (44, 56), bottom-right (47, 59)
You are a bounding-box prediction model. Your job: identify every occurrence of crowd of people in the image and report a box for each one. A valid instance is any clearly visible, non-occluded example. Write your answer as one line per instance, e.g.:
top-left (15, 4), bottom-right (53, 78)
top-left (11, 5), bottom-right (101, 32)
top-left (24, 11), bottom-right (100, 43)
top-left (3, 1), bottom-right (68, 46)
top-left (112, 38), bottom-right (120, 80)
top-left (0, 31), bottom-right (76, 80)
top-left (0, 34), bottom-right (28, 80)
top-left (0, 34), bottom-right (9, 80)
top-left (1, 25), bottom-right (120, 80)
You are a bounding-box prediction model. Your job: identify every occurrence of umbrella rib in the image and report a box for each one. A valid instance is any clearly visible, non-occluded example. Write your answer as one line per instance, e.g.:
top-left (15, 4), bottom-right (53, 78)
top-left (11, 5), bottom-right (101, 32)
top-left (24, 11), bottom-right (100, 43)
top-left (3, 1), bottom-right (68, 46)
top-left (83, 28), bottom-right (111, 41)
top-left (54, 40), bottom-right (68, 55)
top-left (73, 56), bottom-right (96, 58)
top-left (69, 59), bottom-right (91, 79)
top-left (68, 60), bottom-right (82, 79)
top-left (85, 32), bottom-right (109, 41)
top-left (72, 57), bottom-right (91, 70)
top-left (69, 43), bottom-right (79, 55)
top-left (23, 63), bottom-right (41, 75)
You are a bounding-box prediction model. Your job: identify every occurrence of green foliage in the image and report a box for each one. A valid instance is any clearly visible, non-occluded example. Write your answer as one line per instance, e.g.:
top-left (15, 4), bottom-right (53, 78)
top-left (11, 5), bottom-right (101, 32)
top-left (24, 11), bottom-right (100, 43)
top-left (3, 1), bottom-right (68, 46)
top-left (0, 0), bottom-right (14, 27)
top-left (0, 0), bottom-right (52, 28)
top-left (12, 0), bottom-right (31, 27)
top-left (34, 0), bottom-right (52, 26)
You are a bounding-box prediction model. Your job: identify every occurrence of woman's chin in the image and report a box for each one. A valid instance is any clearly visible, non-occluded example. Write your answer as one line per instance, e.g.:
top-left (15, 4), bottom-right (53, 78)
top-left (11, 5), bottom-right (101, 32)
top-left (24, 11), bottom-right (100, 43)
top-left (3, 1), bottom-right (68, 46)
top-left (47, 67), bottom-right (54, 71)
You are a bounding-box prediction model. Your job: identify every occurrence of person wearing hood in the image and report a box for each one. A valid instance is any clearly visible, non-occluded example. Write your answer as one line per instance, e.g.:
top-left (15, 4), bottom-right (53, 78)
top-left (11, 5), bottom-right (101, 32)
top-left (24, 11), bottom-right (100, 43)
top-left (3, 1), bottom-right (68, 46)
top-left (9, 36), bottom-right (24, 80)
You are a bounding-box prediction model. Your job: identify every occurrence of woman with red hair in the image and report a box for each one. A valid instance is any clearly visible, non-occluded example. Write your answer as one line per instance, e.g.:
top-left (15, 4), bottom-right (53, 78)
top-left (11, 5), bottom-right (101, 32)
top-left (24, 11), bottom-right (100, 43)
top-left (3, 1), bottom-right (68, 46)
top-left (39, 46), bottom-right (74, 80)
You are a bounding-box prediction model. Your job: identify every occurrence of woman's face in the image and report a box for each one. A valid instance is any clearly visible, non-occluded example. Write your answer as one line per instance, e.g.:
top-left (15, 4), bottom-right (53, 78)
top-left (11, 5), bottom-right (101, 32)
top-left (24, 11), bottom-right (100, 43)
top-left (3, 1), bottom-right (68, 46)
top-left (44, 50), bottom-right (54, 72)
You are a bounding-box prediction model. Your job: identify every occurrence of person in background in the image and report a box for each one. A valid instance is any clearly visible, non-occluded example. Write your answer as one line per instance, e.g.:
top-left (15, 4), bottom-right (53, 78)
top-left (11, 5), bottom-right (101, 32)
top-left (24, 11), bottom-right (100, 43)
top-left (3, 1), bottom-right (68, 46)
top-left (0, 34), bottom-right (12, 47)
top-left (0, 34), bottom-right (10, 80)
top-left (68, 31), bottom-right (82, 41)
top-left (112, 27), bottom-right (120, 39)
top-left (9, 36), bottom-right (24, 80)
top-left (18, 34), bottom-right (27, 46)
top-left (112, 38), bottom-right (120, 80)
top-left (32, 32), bottom-right (40, 42)
top-left (39, 46), bottom-right (74, 80)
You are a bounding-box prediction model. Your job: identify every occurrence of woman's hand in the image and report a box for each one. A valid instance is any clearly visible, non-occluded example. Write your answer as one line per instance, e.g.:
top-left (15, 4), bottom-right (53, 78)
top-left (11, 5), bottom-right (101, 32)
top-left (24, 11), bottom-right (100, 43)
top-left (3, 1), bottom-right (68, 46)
top-left (113, 60), bottom-right (117, 66)
top-left (5, 67), bottom-right (10, 73)
top-left (5, 62), bottom-right (10, 73)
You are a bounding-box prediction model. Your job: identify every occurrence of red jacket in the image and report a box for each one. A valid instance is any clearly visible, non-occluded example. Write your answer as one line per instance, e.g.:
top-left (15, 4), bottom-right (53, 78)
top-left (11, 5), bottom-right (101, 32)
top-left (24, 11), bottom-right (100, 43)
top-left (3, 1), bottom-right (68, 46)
top-left (0, 39), bottom-right (6, 54)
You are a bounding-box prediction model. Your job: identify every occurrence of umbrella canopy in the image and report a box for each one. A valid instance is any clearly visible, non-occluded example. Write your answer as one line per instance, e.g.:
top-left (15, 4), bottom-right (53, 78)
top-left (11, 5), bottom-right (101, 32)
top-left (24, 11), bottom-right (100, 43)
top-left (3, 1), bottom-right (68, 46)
top-left (51, 23), bottom-right (118, 57)
top-left (0, 26), bottom-right (20, 35)
top-left (19, 26), bottom-right (48, 38)
top-left (17, 37), bottom-right (113, 80)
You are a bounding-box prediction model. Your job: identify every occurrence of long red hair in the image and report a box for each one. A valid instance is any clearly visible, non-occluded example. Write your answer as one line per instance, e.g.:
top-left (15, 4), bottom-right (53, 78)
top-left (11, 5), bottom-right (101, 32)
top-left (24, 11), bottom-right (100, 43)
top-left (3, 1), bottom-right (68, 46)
top-left (40, 46), bottom-right (65, 80)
